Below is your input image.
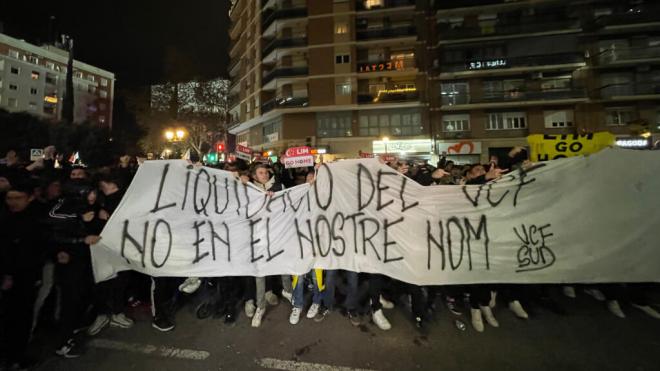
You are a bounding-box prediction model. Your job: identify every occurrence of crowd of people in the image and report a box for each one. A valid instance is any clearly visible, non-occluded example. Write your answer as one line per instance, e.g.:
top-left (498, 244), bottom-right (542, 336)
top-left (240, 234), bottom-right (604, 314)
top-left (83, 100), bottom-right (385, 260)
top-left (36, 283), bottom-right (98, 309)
top-left (1, 146), bottom-right (659, 370)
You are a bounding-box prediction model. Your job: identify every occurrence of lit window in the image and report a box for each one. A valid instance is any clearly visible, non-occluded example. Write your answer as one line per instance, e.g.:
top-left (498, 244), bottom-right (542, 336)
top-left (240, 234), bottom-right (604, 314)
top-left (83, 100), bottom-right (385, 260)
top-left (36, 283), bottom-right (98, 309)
top-left (364, 0), bottom-right (384, 9)
top-left (100, 90), bottom-right (108, 98)
top-left (443, 114), bottom-right (470, 132)
top-left (31, 71), bottom-right (40, 80)
top-left (335, 22), bottom-right (348, 34)
top-left (487, 112), bottom-right (527, 130)
top-left (99, 116), bottom-right (106, 124)
top-left (336, 82), bottom-right (351, 96)
top-left (101, 78), bottom-right (108, 87)
top-left (46, 62), bottom-right (56, 70)
top-left (606, 107), bottom-right (636, 126)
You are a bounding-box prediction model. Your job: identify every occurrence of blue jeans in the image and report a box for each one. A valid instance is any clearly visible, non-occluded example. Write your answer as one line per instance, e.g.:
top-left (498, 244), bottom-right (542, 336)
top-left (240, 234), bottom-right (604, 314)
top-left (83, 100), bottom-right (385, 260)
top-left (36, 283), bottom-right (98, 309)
top-left (292, 271), bottom-right (333, 309)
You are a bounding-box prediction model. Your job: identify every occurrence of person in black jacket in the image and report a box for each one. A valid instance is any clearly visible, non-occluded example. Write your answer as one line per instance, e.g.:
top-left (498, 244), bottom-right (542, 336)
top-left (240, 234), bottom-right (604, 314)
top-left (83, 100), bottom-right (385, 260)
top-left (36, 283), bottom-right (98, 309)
top-left (0, 181), bottom-right (49, 369)
top-left (48, 169), bottom-right (100, 358)
top-left (86, 173), bottom-right (135, 336)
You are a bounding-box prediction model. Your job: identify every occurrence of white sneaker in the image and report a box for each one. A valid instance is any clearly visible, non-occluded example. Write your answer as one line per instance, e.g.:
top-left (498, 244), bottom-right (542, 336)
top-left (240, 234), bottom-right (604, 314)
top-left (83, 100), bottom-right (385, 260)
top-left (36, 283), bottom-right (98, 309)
top-left (631, 304), bottom-right (660, 319)
top-left (110, 313), bottom-right (134, 328)
top-left (607, 300), bottom-right (626, 318)
top-left (87, 314), bottom-right (110, 335)
top-left (265, 290), bottom-right (279, 306)
top-left (489, 291), bottom-right (497, 308)
top-left (584, 288), bottom-right (606, 301)
top-left (289, 307), bottom-right (302, 325)
top-left (470, 308), bottom-right (484, 332)
top-left (178, 277), bottom-right (201, 294)
top-left (244, 300), bottom-right (256, 318)
top-left (372, 309), bottom-right (391, 330)
top-left (480, 305), bottom-right (499, 327)
top-left (307, 303), bottom-right (320, 319)
top-left (508, 300), bottom-right (529, 319)
top-left (379, 295), bottom-right (394, 309)
top-left (252, 307), bottom-right (265, 327)
top-left (563, 286), bottom-right (576, 299)
top-left (281, 290), bottom-right (293, 305)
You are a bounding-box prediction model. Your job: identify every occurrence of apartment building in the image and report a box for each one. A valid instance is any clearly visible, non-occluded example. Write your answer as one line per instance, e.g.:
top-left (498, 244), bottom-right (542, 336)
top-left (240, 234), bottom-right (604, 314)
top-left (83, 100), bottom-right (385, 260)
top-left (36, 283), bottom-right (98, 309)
top-left (228, 0), bottom-right (660, 163)
top-left (0, 33), bottom-right (115, 128)
top-left (228, 0), bottom-right (432, 160)
top-left (430, 0), bottom-right (660, 163)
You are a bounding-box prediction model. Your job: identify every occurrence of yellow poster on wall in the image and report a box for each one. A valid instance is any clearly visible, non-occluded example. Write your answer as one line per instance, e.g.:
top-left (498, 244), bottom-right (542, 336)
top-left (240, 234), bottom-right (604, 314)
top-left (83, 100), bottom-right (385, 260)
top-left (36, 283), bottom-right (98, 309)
top-left (527, 132), bottom-right (616, 161)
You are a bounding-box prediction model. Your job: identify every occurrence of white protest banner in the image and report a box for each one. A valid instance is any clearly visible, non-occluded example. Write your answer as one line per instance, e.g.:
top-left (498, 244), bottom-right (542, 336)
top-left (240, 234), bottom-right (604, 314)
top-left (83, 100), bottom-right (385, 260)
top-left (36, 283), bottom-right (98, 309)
top-left (93, 148), bottom-right (660, 285)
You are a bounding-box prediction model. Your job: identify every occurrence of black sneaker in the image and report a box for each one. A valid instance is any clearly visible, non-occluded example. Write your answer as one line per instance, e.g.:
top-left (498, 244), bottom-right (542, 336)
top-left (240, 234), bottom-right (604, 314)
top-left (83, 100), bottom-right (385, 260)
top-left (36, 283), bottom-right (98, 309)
top-left (446, 297), bottom-right (462, 316)
top-left (314, 307), bottom-right (330, 322)
top-left (348, 311), bottom-right (361, 326)
top-left (152, 316), bottom-right (175, 332)
top-left (415, 316), bottom-right (424, 328)
top-left (224, 308), bottom-right (237, 324)
top-left (55, 339), bottom-right (82, 358)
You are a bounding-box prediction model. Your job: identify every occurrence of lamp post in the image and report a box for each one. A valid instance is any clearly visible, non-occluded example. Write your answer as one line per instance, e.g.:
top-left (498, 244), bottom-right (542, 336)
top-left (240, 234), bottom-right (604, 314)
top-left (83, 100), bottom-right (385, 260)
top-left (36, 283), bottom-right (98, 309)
top-left (164, 128), bottom-right (186, 158)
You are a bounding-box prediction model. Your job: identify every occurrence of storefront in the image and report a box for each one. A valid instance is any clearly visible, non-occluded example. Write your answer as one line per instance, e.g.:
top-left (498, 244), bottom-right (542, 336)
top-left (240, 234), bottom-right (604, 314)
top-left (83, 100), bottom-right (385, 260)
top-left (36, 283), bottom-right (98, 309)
top-left (436, 140), bottom-right (482, 165)
top-left (372, 139), bottom-right (433, 161)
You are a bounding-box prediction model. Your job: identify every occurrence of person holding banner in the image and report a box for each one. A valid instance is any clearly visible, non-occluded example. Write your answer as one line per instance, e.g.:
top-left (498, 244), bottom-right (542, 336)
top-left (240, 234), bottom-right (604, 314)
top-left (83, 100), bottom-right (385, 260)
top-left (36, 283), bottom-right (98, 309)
top-left (249, 164), bottom-right (294, 328)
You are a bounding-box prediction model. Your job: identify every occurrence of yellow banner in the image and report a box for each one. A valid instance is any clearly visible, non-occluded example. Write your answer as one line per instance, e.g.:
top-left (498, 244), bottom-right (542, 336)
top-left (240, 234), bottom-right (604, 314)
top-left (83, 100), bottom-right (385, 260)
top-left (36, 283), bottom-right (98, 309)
top-left (527, 132), bottom-right (616, 161)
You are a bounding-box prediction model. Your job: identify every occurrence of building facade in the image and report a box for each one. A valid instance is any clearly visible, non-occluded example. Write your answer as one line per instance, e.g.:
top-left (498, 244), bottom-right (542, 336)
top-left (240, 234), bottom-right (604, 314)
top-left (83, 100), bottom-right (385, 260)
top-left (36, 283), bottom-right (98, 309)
top-left (228, 0), bottom-right (660, 163)
top-left (0, 33), bottom-right (115, 128)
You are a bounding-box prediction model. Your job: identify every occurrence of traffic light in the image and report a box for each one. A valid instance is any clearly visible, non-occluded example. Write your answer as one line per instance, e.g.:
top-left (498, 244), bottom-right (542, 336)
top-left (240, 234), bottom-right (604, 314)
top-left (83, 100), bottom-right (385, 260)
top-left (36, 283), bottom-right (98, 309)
top-left (206, 152), bottom-right (218, 164)
top-left (216, 142), bottom-right (225, 152)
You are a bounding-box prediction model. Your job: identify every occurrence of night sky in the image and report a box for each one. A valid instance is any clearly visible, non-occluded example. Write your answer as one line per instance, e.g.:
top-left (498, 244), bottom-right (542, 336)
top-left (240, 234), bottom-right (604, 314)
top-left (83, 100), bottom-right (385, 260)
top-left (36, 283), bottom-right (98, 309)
top-left (2, 1), bottom-right (231, 88)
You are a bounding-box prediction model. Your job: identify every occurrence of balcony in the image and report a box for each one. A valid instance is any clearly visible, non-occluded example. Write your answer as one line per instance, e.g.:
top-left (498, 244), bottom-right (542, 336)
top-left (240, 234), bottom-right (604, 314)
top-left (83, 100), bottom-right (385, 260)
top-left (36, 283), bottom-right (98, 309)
top-left (262, 7), bottom-right (307, 31)
top-left (262, 66), bottom-right (308, 86)
top-left (435, 0), bottom-right (504, 10)
top-left (441, 88), bottom-right (587, 107)
top-left (356, 57), bottom-right (417, 73)
top-left (355, 0), bottom-right (415, 11)
top-left (262, 37), bottom-right (308, 59)
top-left (261, 96), bottom-right (309, 114)
top-left (440, 52), bottom-right (585, 73)
top-left (358, 88), bottom-right (419, 104)
top-left (598, 83), bottom-right (660, 99)
top-left (595, 45), bottom-right (660, 65)
top-left (438, 18), bottom-right (581, 41)
top-left (356, 25), bottom-right (416, 41)
top-left (594, 4), bottom-right (660, 29)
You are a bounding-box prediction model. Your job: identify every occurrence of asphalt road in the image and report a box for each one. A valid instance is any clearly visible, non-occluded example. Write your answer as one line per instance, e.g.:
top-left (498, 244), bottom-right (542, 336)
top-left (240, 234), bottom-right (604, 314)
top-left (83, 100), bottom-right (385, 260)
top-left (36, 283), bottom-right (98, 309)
top-left (31, 290), bottom-right (660, 371)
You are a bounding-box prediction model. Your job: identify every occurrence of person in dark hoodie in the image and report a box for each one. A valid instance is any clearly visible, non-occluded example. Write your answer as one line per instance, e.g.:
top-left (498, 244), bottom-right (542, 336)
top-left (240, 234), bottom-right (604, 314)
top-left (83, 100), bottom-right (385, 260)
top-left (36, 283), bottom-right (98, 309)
top-left (48, 167), bottom-right (100, 358)
top-left (85, 172), bottom-right (135, 336)
top-left (0, 180), bottom-right (49, 369)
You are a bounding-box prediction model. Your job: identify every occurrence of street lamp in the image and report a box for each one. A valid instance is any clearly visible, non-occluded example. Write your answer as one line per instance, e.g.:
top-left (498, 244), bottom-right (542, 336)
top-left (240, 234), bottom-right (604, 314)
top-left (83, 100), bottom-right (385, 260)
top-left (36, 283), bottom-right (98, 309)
top-left (176, 129), bottom-right (186, 140)
top-left (165, 130), bottom-right (174, 141)
top-left (382, 136), bottom-right (390, 154)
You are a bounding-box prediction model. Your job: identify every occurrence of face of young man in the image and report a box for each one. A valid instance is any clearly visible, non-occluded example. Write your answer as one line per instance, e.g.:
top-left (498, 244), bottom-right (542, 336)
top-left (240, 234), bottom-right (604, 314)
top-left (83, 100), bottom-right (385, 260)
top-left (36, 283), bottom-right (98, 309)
top-left (70, 169), bottom-right (87, 180)
top-left (5, 190), bottom-right (33, 213)
top-left (99, 181), bottom-right (118, 196)
top-left (254, 167), bottom-right (270, 185)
